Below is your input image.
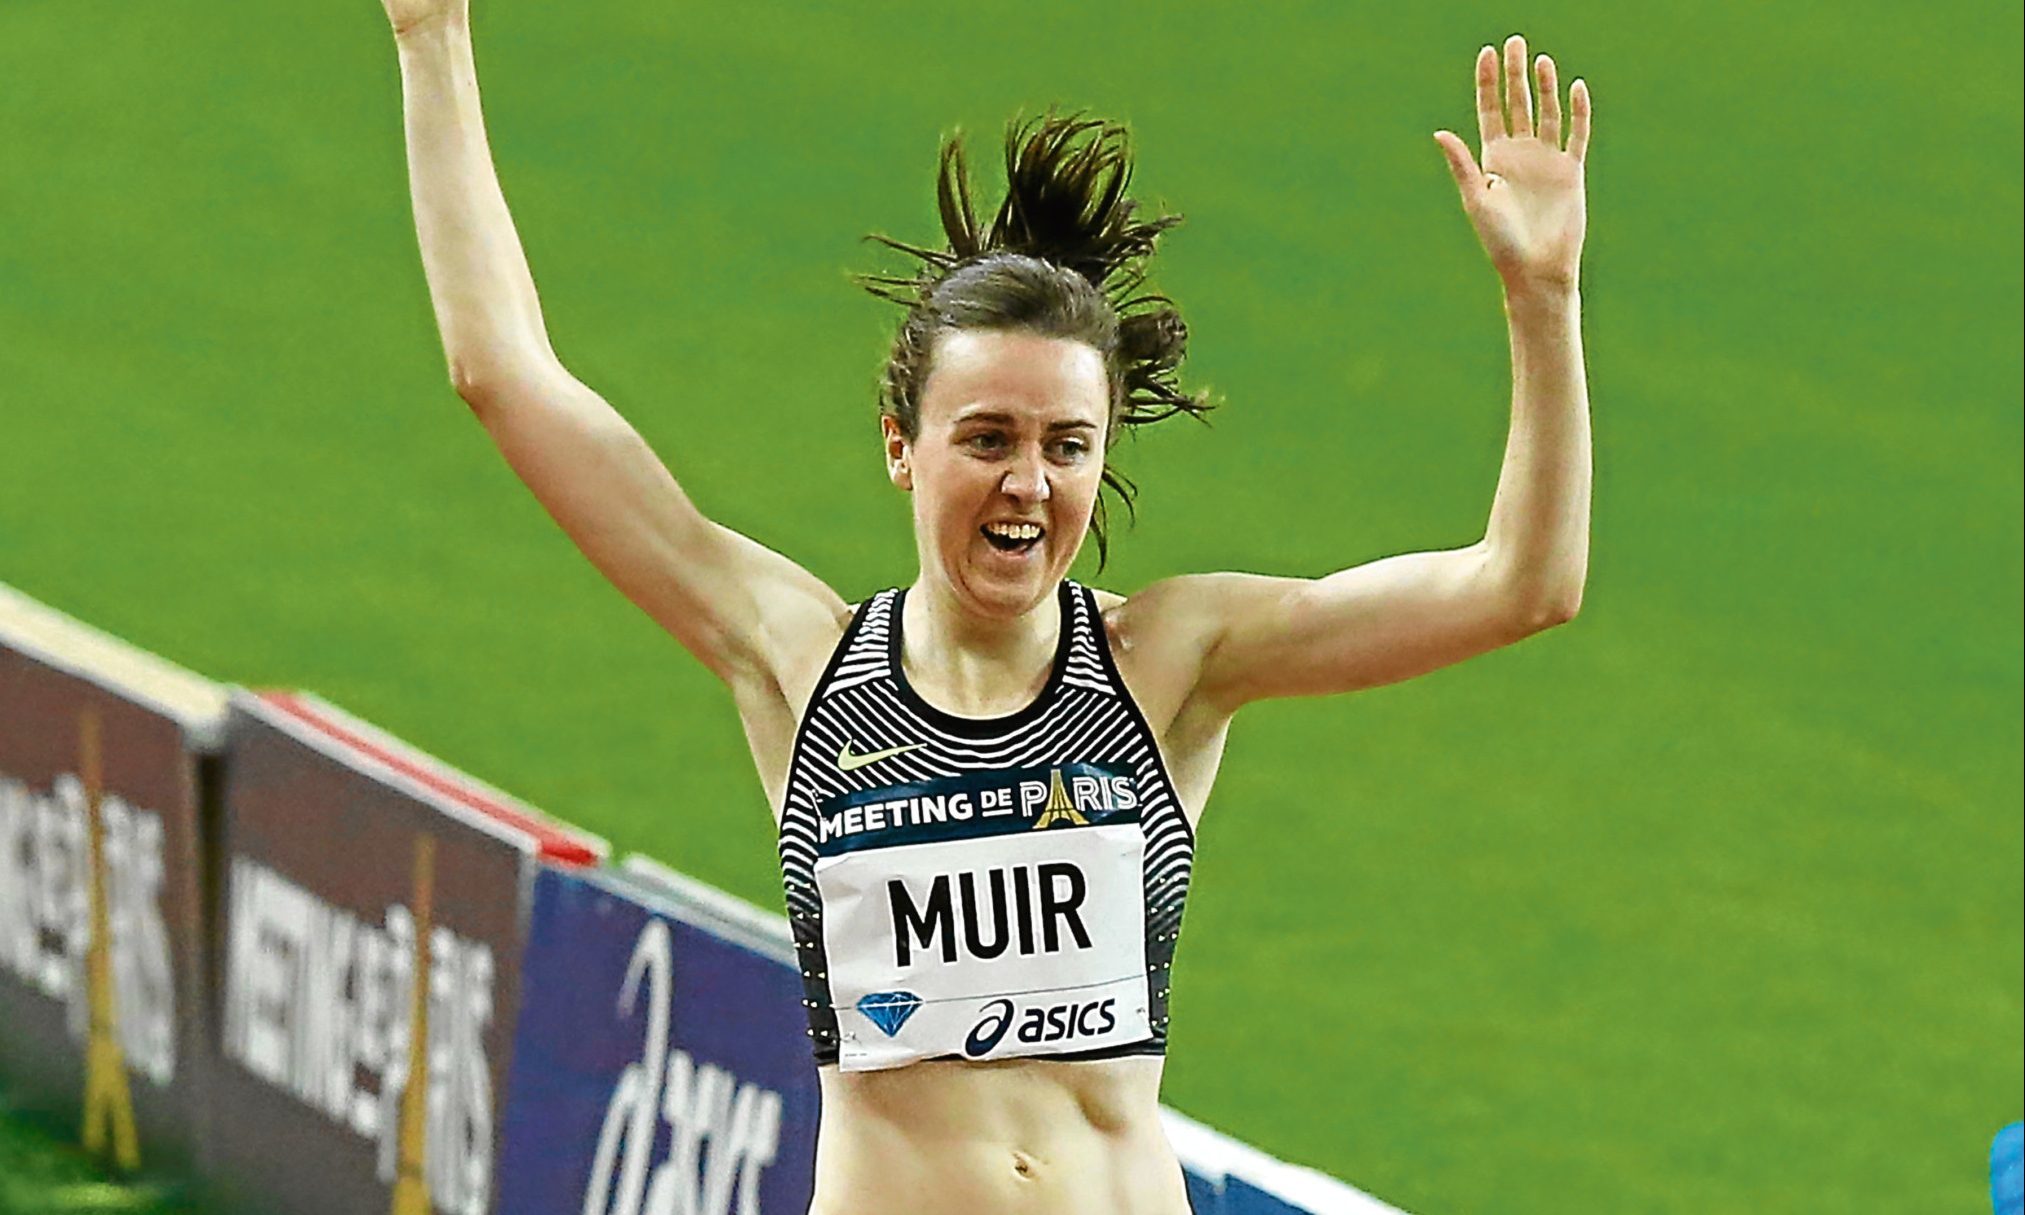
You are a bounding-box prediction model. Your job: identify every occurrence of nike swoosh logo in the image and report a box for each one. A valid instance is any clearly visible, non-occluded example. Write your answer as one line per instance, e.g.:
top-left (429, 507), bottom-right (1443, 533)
top-left (836, 741), bottom-right (926, 772)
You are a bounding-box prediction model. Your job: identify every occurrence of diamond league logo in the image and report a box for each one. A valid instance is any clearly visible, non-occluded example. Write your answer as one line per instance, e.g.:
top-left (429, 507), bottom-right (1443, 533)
top-left (855, 991), bottom-right (923, 1037)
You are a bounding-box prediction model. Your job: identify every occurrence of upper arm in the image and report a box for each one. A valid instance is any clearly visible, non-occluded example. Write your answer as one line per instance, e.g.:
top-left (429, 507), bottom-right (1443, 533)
top-left (1141, 542), bottom-right (1568, 714)
top-left (462, 363), bottom-right (848, 689)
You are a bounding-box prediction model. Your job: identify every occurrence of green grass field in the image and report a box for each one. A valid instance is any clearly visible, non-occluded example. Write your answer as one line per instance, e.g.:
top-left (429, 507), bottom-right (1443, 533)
top-left (0, 1100), bottom-right (206, 1214)
top-left (2, 1), bottom-right (2019, 1211)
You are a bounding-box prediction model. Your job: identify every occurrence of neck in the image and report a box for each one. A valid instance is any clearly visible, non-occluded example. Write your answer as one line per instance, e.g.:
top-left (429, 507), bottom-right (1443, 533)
top-left (901, 578), bottom-right (1062, 715)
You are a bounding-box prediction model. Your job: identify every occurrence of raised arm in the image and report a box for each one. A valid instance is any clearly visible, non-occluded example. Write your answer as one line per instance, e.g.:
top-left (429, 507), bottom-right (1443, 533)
top-left (377, 0), bottom-right (845, 689)
top-left (1141, 35), bottom-right (1592, 713)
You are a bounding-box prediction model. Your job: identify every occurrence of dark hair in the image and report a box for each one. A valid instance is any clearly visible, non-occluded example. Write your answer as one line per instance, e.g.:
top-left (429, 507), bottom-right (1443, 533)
top-left (860, 113), bottom-right (1212, 567)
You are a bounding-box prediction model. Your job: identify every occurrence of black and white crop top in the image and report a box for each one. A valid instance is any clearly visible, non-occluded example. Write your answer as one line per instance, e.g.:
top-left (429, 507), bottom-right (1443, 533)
top-left (776, 580), bottom-right (1195, 1071)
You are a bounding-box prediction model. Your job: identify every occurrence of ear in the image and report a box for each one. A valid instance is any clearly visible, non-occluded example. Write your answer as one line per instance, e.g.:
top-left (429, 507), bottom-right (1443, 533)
top-left (881, 415), bottom-right (913, 492)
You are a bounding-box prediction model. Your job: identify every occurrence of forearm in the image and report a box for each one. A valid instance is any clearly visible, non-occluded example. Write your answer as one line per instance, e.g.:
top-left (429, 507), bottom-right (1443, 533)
top-left (394, 16), bottom-right (554, 392)
top-left (1480, 283), bottom-right (1590, 620)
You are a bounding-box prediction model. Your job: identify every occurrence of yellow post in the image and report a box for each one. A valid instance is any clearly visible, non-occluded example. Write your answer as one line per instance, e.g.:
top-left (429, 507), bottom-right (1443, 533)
top-left (78, 707), bottom-right (141, 1172)
top-left (390, 835), bottom-right (436, 1215)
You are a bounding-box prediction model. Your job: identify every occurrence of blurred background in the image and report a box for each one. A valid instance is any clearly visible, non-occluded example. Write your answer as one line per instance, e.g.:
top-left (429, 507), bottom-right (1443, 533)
top-left (1, 0), bottom-right (2019, 1211)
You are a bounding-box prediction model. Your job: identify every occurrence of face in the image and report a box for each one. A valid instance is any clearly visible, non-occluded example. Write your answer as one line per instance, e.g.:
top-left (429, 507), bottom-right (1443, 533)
top-left (885, 329), bottom-right (1110, 621)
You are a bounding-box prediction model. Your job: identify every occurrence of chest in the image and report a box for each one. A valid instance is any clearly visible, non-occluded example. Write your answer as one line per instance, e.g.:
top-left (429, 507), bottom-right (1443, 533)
top-left (745, 590), bottom-right (1231, 831)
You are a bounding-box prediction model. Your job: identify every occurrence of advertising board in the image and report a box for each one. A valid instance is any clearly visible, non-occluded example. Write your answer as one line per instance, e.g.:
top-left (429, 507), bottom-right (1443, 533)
top-left (0, 583), bottom-right (228, 1171)
top-left (204, 690), bottom-right (602, 1215)
top-left (496, 862), bottom-right (819, 1215)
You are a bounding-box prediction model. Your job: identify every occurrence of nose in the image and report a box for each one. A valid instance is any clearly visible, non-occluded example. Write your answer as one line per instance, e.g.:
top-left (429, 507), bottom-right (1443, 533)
top-left (1000, 448), bottom-right (1051, 507)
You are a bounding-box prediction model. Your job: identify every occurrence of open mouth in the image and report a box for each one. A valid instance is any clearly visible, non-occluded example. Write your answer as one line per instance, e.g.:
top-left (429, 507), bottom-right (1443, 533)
top-left (980, 521), bottom-right (1045, 556)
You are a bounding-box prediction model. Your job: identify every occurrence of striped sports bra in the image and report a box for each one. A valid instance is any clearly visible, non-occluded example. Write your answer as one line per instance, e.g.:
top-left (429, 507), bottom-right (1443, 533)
top-left (776, 580), bottom-right (1195, 1071)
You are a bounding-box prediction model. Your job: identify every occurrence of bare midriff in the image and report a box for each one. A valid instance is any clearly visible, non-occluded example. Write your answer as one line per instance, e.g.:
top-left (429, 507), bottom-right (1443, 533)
top-left (807, 1054), bottom-right (1191, 1215)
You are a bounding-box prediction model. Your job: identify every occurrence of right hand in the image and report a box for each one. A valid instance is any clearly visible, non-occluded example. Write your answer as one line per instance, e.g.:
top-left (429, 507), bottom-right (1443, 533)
top-left (379, 0), bottom-right (466, 36)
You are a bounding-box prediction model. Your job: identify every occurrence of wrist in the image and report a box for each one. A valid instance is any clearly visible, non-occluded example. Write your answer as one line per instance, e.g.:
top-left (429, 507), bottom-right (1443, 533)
top-left (1502, 277), bottom-right (1580, 318)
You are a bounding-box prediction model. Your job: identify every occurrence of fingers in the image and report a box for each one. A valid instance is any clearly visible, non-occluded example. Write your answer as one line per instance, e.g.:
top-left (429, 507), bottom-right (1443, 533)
top-left (1472, 36), bottom-right (1587, 157)
top-left (1536, 55), bottom-right (1562, 149)
top-left (1474, 45), bottom-right (1502, 147)
top-left (1503, 35), bottom-right (1532, 137)
top-left (1568, 77), bottom-right (1592, 162)
top-left (1433, 131), bottom-right (1484, 204)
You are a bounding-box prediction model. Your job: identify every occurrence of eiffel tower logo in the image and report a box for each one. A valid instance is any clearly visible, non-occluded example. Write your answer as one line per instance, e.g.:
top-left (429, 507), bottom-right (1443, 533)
top-left (1031, 769), bottom-right (1088, 830)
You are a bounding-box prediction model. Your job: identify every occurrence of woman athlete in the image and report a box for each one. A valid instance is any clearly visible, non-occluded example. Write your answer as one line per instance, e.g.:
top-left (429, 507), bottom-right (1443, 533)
top-left (375, 0), bottom-right (1591, 1209)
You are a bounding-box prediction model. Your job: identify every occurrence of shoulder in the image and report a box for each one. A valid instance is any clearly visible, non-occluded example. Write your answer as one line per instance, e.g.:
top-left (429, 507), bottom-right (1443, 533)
top-left (1088, 574), bottom-right (1240, 653)
top-left (1082, 576), bottom-right (1234, 733)
top-left (741, 592), bottom-right (863, 717)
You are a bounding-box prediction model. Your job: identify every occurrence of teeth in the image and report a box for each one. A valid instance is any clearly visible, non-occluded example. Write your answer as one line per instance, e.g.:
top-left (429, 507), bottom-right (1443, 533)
top-left (985, 523), bottom-right (1042, 541)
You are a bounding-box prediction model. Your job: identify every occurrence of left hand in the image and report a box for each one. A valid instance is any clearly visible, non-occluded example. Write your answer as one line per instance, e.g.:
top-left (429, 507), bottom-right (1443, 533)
top-left (1435, 35), bottom-right (1590, 294)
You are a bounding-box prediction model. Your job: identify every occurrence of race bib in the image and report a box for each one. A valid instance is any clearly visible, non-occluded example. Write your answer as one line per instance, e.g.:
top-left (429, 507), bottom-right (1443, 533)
top-left (812, 764), bottom-right (1152, 1072)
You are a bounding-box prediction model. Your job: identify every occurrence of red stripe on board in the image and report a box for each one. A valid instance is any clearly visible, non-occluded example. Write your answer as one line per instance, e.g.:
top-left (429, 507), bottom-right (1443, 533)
top-left (257, 690), bottom-right (599, 867)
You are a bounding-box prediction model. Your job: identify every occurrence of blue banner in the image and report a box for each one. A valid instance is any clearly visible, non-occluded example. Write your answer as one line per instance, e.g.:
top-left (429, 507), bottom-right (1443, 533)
top-left (497, 866), bottom-right (819, 1215)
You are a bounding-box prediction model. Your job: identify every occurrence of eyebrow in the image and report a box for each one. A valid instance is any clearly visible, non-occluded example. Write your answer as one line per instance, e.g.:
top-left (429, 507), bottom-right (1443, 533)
top-left (952, 409), bottom-right (1098, 432)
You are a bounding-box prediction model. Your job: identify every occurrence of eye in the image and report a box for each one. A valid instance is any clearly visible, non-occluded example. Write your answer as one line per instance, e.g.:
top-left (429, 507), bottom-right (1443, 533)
top-left (963, 431), bottom-right (1008, 455)
top-left (1049, 437), bottom-right (1092, 462)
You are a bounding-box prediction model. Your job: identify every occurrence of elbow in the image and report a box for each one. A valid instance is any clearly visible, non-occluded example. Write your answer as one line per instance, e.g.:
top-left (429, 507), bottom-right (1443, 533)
top-left (448, 356), bottom-right (509, 415)
top-left (1482, 546), bottom-right (1584, 636)
top-left (446, 349), bottom-right (558, 419)
top-left (1533, 590), bottom-right (1582, 630)
top-left (1504, 580), bottom-right (1583, 635)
